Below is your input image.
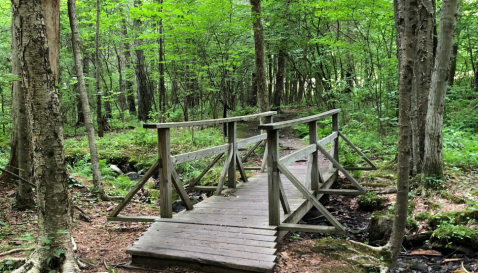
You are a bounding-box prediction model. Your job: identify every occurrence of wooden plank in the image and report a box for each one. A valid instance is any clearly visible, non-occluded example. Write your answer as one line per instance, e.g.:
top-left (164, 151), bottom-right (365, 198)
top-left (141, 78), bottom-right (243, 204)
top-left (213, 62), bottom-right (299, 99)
top-left (228, 122), bottom-right (237, 188)
top-left (236, 153), bottom-right (248, 182)
top-left (258, 109), bottom-right (341, 131)
top-left (279, 223), bottom-right (343, 234)
top-left (338, 131), bottom-right (378, 169)
top-left (332, 113), bottom-right (339, 162)
top-left (150, 222), bottom-right (277, 236)
top-left (171, 144), bottom-right (229, 165)
top-left (278, 144), bottom-right (316, 167)
top-left (215, 145), bottom-right (234, 195)
top-left (267, 129), bottom-right (280, 226)
top-left (128, 247), bottom-right (275, 272)
top-left (315, 189), bottom-right (364, 196)
top-left (129, 244), bottom-right (276, 263)
top-left (187, 186), bottom-right (218, 191)
top-left (171, 169), bottom-right (194, 210)
top-left (138, 231), bottom-right (277, 248)
top-left (189, 153), bottom-right (224, 187)
top-left (241, 140), bottom-right (263, 163)
top-left (108, 160), bottom-right (159, 217)
top-left (237, 134), bottom-right (267, 149)
top-left (329, 140), bottom-right (335, 171)
top-left (317, 131), bottom-right (338, 147)
top-left (158, 128), bottom-right (172, 218)
top-left (316, 144), bottom-right (366, 192)
top-left (277, 163), bottom-right (346, 231)
top-left (108, 215), bottom-right (159, 222)
top-left (244, 167), bottom-right (261, 170)
top-left (278, 176), bottom-right (291, 215)
top-left (260, 142), bottom-right (268, 172)
top-left (143, 111), bottom-right (277, 129)
top-left (309, 121), bottom-right (319, 191)
top-left (153, 218), bottom-right (276, 229)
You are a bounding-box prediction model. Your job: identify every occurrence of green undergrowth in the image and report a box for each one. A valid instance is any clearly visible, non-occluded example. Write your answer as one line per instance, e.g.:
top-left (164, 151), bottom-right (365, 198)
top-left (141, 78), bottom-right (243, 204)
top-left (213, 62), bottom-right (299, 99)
top-left (428, 209), bottom-right (478, 228)
top-left (431, 224), bottom-right (478, 249)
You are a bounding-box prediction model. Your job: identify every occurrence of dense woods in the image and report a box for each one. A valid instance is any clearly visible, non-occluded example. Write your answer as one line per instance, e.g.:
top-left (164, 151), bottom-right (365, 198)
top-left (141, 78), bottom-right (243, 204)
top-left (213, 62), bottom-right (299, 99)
top-left (0, 0), bottom-right (477, 272)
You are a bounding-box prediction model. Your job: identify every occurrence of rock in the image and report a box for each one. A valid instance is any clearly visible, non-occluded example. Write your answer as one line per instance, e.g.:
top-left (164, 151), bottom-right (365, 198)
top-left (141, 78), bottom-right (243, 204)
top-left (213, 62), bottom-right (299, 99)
top-left (125, 172), bottom-right (140, 181)
top-left (409, 262), bottom-right (428, 272)
top-left (110, 165), bottom-right (123, 175)
top-left (369, 213), bottom-right (393, 243)
top-left (431, 242), bottom-right (476, 256)
top-left (172, 200), bottom-right (186, 213)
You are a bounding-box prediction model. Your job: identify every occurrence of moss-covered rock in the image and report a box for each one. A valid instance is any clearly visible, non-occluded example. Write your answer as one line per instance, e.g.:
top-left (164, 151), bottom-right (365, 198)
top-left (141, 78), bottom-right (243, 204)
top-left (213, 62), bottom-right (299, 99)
top-left (440, 191), bottom-right (467, 204)
top-left (428, 209), bottom-right (478, 228)
top-left (358, 192), bottom-right (386, 211)
top-left (369, 212), bottom-right (418, 243)
top-left (430, 225), bottom-right (478, 249)
top-left (415, 212), bottom-right (431, 221)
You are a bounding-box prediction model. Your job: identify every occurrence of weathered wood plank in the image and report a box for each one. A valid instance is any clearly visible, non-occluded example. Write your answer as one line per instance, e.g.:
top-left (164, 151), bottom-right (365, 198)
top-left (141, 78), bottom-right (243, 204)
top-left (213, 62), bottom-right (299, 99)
top-left (189, 152), bottom-right (224, 187)
top-left (236, 153), bottom-right (248, 182)
top-left (108, 160), bottom-right (158, 217)
top-left (244, 166), bottom-right (261, 170)
top-left (228, 122), bottom-right (237, 188)
top-left (237, 134), bottom-right (267, 149)
top-left (258, 109), bottom-right (341, 131)
top-left (338, 131), bottom-right (377, 169)
top-left (279, 223), bottom-right (343, 234)
top-left (215, 145), bottom-right (234, 195)
top-left (172, 144), bottom-right (229, 165)
top-left (143, 111), bottom-right (276, 129)
top-left (128, 247), bottom-right (275, 272)
top-left (278, 176), bottom-right (291, 215)
top-left (187, 186), bottom-right (218, 191)
top-left (278, 144), bottom-right (316, 167)
top-left (171, 169), bottom-right (194, 210)
top-left (317, 131), bottom-right (338, 147)
top-left (158, 128), bottom-right (172, 218)
top-left (315, 189), bottom-right (365, 196)
top-left (150, 222), bottom-right (277, 236)
top-left (309, 121), bottom-right (319, 191)
top-left (241, 140), bottom-right (263, 163)
top-left (108, 216), bottom-right (159, 222)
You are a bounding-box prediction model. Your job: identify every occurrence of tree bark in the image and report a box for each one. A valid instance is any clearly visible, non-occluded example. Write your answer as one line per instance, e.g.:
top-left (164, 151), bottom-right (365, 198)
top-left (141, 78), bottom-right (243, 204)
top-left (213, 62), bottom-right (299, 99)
top-left (250, 0), bottom-right (269, 113)
top-left (410, 0), bottom-right (435, 175)
top-left (158, 0), bottom-right (166, 122)
top-left (12, 0), bottom-right (79, 271)
top-left (134, 0), bottom-right (154, 122)
top-left (272, 49), bottom-right (285, 111)
top-left (387, 0), bottom-right (418, 265)
top-left (95, 0), bottom-right (104, 137)
top-left (11, 11), bottom-right (34, 210)
top-left (121, 17), bottom-right (137, 115)
top-left (68, 0), bottom-right (109, 201)
top-left (422, 0), bottom-right (459, 181)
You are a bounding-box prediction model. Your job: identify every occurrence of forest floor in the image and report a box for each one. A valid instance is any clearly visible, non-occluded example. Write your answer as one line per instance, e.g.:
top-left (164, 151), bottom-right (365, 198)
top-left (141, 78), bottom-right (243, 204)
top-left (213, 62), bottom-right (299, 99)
top-left (1, 129), bottom-right (477, 272)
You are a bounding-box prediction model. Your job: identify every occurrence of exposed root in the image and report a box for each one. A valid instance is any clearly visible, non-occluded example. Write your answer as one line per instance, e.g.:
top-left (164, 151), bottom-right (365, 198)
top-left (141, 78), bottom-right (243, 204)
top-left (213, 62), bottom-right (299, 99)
top-left (11, 248), bottom-right (80, 273)
top-left (348, 240), bottom-right (385, 252)
top-left (0, 247), bottom-right (34, 257)
top-left (0, 257), bottom-right (26, 264)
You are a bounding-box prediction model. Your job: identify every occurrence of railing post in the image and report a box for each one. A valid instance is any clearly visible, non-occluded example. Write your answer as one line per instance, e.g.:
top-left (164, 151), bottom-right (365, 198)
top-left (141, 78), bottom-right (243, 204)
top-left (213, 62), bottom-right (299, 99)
top-left (309, 121), bottom-right (319, 191)
top-left (158, 128), bottom-right (172, 218)
top-left (227, 121), bottom-right (236, 188)
top-left (331, 113), bottom-right (339, 171)
top-left (260, 116), bottom-right (272, 173)
top-left (267, 129), bottom-right (280, 226)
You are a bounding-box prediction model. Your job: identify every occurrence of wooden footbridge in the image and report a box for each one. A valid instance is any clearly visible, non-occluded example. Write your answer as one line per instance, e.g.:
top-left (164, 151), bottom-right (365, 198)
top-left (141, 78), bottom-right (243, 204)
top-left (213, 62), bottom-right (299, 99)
top-left (107, 109), bottom-right (376, 272)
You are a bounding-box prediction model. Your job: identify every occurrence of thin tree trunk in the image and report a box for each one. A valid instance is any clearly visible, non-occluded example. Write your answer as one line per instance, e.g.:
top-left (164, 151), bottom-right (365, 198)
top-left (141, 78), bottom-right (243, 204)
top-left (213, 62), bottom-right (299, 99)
top-left (422, 0), bottom-right (459, 181)
top-left (387, 0), bottom-right (418, 265)
top-left (95, 0), bottom-right (104, 137)
top-left (158, 0), bottom-right (166, 122)
top-left (68, 0), bottom-right (109, 200)
top-left (272, 49), bottom-right (285, 111)
top-left (250, 0), bottom-right (269, 113)
top-left (121, 17), bottom-right (136, 115)
top-left (12, 0), bottom-right (79, 271)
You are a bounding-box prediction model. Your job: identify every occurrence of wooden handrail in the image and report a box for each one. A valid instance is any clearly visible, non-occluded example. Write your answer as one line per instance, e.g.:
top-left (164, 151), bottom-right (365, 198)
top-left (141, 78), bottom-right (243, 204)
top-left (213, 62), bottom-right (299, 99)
top-left (143, 111), bottom-right (277, 129)
top-left (258, 109), bottom-right (340, 131)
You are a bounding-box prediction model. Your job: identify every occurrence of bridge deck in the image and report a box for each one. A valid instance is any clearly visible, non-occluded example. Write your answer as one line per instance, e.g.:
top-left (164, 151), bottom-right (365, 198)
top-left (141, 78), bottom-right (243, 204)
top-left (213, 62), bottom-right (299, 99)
top-left (127, 166), bottom-right (337, 273)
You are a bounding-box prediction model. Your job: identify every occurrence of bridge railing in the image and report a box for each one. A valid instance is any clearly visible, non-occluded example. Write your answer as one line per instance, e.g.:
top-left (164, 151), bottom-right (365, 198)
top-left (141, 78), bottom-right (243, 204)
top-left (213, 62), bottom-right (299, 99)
top-left (258, 108), bottom-right (375, 234)
top-left (108, 111), bottom-right (276, 220)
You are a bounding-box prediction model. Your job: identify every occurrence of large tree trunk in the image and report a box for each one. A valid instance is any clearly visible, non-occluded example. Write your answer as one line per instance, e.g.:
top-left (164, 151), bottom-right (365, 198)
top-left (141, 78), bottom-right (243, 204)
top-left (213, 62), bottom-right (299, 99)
top-left (410, 0), bottom-right (435, 175)
top-left (422, 0), bottom-right (459, 181)
top-left (12, 0), bottom-right (79, 272)
top-left (95, 0), bottom-right (104, 137)
top-left (134, 0), bottom-right (154, 122)
top-left (11, 12), bottom-right (34, 210)
top-left (250, 0), bottom-right (269, 113)
top-left (387, 0), bottom-right (418, 265)
top-left (158, 0), bottom-right (166, 122)
top-left (68, 0), bottom-right (109, 201)
top-left (121, 17), bottom-right (137, 115)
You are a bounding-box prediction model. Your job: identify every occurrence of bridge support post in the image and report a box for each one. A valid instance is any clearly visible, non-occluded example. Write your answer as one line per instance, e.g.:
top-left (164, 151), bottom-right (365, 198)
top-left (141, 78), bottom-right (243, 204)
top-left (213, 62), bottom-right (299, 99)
top-left (267, 129), bottom-right (280, 226)
top-left (330, 113), bottom-right (339, 171)
top-left (309, 121), bottom-right (319, 191)
top-left (158, 128), bottom-right (172, 218)
top-left (227, 121), bottom-right (237, 188)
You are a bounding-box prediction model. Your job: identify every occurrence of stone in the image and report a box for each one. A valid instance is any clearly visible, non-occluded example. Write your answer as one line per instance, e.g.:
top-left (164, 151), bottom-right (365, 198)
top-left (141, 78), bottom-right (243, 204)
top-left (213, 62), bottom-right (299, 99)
top-left (369, 213), bottom-right (393, 243)
top-left (125, 172), bottom-right (140, 181)
top-left (409, 262), bottom-right (428, 272)
top-left (110, 165), bottom-right (123, 175)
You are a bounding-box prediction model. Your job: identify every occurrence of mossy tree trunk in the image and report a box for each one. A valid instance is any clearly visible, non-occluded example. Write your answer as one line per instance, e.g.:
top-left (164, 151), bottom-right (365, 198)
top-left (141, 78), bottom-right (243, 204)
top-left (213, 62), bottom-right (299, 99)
top-left (12, 0), bottom-right (79, 272)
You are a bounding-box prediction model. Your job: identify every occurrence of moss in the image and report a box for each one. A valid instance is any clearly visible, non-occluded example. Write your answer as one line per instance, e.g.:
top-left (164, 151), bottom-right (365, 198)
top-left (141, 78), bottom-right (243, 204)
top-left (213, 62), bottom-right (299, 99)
top-left (471, 189), bottom-right (478, 197)
top-left (149, 189), bottom-right (160, 201)
top-left (428, 209), bottom-right (478, 228)
top-left (440, 191), bottom-right (467, 204)
top-left (144, 181), bottom-right (155, 189)
top-left (415, 212), bottom-right (431, 221)
top-left (407, 218), bottom-right (418, 230)
top-left (407, 201), bottom-right (416, 215)
top-left (427, 202), bottom-right (443, 211)
top-left (431, 225), bottom-right (478, 248)
top-left (358, 192), bottom-right (386, 211)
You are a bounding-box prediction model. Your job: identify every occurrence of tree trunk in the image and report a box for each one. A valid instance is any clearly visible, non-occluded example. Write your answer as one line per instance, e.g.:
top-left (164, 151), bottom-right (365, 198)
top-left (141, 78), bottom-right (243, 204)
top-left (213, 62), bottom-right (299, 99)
top-left (121, 17), bottom-right (137, 115)
top-left (158, 0), bottom-right (166, 122)
top-left (410, 0), bottom-right (435, 175)
top-left (422, 0), bottom-right (459, 181)
top-left (134, 0), bottom-right (154, 122)
top-left (250, 0), bottom-right (269, 113)
top-left (68, 0), bottom-right (109, 201)
top-left (95, 0), bottom-right (104, 137)
top-left (12, 0), bottom-right (79, 271)
top-left (272, 49), bottom-right (285, 111)
top-left (448, 20), bottom-right (461, 86)
top-left (11, 12), bottom-right (35, 210)
top-left (387, 0), bottom-right (418, 265)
